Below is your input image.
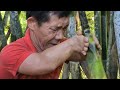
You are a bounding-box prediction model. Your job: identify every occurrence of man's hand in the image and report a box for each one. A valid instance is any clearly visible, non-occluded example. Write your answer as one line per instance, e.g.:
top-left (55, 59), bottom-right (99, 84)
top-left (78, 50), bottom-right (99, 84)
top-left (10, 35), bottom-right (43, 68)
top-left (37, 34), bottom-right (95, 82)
top-left (67, 30), bottom-right (102, 62)
top-left (77, 30), bottom-right (102, 50)
top-left (68, 31), bottom-right (89, 56)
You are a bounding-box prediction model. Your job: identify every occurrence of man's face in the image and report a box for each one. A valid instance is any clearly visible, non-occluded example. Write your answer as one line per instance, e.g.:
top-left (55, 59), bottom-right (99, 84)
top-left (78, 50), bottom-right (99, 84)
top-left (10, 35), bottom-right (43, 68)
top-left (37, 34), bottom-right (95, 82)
top-left (34, 15), bottom-right (69, 50)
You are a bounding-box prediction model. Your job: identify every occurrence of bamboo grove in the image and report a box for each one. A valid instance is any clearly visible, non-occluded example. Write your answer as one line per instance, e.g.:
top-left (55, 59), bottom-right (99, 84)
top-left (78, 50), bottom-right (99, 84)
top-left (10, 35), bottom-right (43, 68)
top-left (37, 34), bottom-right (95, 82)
top-left (0, 11), bottom-right (120, 79)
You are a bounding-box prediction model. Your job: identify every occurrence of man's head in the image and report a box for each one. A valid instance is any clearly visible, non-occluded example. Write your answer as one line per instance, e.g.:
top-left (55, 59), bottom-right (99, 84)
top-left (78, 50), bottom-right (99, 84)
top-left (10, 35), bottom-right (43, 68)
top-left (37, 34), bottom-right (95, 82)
top-left (26, 11), bottom-right (72, 50)
top-left (26, 11), bottom-right (72, 26)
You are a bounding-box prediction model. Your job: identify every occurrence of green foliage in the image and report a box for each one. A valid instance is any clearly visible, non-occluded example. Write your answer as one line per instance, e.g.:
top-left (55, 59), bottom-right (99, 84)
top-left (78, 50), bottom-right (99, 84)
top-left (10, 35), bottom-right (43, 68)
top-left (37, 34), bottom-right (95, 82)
top-left (1, 11), bottom-right (5, 19)
top-left (86, 11), bottom-right (94, 33)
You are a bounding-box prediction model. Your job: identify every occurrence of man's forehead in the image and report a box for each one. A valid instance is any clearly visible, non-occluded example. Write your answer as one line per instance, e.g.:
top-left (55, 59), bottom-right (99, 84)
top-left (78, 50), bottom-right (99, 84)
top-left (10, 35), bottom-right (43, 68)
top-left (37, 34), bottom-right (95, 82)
top-left (49, 16), bottom-right (69, 27)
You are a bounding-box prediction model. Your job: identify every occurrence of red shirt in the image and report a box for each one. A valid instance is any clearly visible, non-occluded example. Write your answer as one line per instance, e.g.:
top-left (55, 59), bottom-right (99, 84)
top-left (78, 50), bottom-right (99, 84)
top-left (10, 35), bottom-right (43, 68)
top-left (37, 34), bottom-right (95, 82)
top-left (0, 29), bottom-right (63, 79)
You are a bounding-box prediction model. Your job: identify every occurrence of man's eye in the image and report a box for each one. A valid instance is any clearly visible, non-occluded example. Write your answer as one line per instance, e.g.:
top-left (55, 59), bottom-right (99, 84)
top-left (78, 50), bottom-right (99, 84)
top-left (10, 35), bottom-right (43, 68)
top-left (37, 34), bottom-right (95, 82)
top-left (50, 28), bottom-right (57, 33)
top-left (52, 29), bottom-right (57, 31)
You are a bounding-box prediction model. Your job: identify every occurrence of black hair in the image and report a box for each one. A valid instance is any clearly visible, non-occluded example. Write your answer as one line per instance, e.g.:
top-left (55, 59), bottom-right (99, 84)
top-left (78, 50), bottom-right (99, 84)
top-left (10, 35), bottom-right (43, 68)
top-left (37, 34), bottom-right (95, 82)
top-left (26, 11), bottom-right (72, 26)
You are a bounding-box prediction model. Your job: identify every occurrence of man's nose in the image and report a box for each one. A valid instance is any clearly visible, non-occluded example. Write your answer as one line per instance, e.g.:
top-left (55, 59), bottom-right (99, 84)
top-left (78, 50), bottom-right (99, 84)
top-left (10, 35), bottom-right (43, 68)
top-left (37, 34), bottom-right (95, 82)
top-left (55, 30), bottom-right (64, 40)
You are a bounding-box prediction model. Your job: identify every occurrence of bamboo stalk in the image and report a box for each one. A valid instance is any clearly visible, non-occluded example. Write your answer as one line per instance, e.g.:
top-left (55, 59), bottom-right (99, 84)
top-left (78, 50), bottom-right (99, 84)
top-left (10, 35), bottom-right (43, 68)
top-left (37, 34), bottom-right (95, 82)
top-left (0, 12), bottom-right (7, 50)
top-left (101, 11), bottom-right (107, 71)
top-left (62, 15), bottom-right (82, 79)
top-left (62, 62), bottom-right (70, 79)
top-left (75, 11), bottom-right (90, 78)
top-left (94, 11), bottom-right (102, 46)
top-left (6, 28), bottom-right (11, 40)
top-left (113, 11), bottom-right (120, 77)
top-left (111, 42), bottom-right (118, 79)
top-left (106, 11), bottom-right (118, 79)
top-left (106, 11), bottom-right (113, 78)
top-left (69, 16), bottom-right (82, 79)
top-left (70, 61), bottom-right (81, 79)
top-left (10, 11), bottom-right (23, 42)
top-left (3, 11), bottom-right (10, 41)
top-left (62, 16), bottom-right (75, 79)
top-left (3, 11), bottom-right (9, 27)
top-left (79, 11), bottom-right (107, 79)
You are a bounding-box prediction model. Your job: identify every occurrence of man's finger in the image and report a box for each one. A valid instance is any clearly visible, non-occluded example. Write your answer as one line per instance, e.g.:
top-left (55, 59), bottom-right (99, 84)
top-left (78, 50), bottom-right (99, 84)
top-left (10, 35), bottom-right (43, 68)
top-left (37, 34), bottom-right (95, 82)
top-left (76, 30), bottom-right (82, 36)
top-left (93, 35), bottom-right (99, 45)
top-left (81, 51), bottom-right (87, 55)
top-left (97, 44), bottom-right (102, 50)
top-left (83, 47), bottom-right (88, 52)
top-left (84, 43), bottom-right (89, 47)
top-left (93, 35), bottom-right (102, 50)
top-left (84, 37), bottom-right (89, 43)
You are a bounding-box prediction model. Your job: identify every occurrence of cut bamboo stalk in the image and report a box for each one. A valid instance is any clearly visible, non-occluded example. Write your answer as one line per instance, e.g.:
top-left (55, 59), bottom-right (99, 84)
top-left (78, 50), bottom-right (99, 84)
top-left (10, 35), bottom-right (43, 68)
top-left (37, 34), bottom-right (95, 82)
top-left (79, 11), bottom-right (107, 79)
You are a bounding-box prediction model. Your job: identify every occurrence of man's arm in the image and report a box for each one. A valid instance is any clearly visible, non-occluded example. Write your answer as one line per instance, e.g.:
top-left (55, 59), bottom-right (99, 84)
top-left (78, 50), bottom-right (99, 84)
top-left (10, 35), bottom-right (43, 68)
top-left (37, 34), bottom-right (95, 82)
top-left (18, 35), bottom-right (88, 76)
top-left (18, 40), bottom-right (73, 75)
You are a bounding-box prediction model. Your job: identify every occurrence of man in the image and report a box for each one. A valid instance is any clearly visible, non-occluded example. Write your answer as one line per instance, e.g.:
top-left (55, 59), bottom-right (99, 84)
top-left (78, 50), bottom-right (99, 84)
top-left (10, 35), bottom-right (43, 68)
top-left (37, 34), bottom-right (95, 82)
top-left (0, 11), bottom-right (101, 79)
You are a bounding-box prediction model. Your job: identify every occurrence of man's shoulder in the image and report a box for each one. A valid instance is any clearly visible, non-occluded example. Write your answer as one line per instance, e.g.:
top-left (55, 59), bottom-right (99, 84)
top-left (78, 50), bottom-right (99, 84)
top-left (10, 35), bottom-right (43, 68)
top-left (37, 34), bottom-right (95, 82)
top-left (0, 37), bottom-right (27, 56)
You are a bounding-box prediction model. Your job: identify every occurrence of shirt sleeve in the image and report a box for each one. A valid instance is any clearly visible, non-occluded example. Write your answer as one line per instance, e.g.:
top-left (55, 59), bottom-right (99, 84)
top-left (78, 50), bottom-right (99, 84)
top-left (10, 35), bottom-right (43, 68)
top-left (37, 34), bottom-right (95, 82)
top-left (0, 44), bottom-right (34, 78)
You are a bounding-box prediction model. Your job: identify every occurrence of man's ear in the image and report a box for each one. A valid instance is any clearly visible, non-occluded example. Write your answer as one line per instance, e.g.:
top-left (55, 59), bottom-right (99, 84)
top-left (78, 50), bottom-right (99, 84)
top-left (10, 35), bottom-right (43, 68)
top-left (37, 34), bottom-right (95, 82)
top-left (27, 17), bottom-right (37, 30)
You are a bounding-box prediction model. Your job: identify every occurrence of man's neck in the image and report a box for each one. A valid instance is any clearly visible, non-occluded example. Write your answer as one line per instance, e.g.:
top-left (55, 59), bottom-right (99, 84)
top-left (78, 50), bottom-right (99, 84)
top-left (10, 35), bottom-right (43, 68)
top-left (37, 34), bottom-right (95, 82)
top-left (29, 29), bottom-right (44, 52)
